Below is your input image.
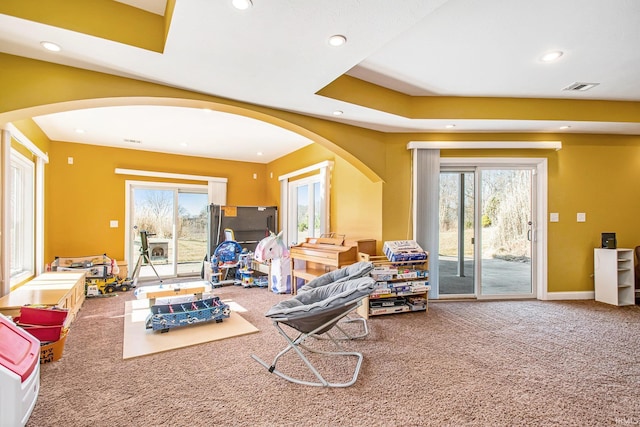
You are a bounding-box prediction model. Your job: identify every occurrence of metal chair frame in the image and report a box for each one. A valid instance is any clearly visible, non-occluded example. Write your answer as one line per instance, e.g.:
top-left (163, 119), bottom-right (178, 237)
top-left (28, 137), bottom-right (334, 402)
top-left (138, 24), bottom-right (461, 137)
top-left (251, 298), bottom-right (368, 388)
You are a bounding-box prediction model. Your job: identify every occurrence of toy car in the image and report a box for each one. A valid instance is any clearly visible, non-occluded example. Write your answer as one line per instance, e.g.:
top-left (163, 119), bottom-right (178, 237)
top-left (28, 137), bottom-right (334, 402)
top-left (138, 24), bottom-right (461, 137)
top-left (86, 276), bottom-right (134, 296)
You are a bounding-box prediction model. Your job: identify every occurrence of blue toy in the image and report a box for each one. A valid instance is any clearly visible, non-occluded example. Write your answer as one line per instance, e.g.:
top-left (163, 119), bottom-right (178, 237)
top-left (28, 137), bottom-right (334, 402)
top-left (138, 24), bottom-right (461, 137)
top-left (145, 296), bottom-right (231, 333)
top-left (210, 240), bottom-right (243, 286)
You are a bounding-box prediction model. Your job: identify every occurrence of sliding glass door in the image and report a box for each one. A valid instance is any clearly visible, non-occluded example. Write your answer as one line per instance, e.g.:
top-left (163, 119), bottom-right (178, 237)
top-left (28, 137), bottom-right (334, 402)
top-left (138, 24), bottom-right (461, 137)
top-left (439, 166), bottom-right (535, 299)
top-left (128, 183), bottom-right (208, 280)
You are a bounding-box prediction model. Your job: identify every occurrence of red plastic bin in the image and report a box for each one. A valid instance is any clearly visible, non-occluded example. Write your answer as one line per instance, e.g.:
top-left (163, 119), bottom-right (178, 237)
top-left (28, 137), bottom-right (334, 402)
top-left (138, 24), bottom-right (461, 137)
top-left (14, 318), bottom-right (63, 342)
top-left (18, 306), bottom-right (68, 326)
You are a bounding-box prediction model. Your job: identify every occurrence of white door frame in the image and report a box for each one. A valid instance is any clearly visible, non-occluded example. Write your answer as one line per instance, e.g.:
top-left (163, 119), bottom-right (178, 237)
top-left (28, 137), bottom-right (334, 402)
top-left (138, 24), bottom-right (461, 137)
top-left (440, 157), bottom-right (548, 300)
top-left (124, 180), bottom-right (208, 277)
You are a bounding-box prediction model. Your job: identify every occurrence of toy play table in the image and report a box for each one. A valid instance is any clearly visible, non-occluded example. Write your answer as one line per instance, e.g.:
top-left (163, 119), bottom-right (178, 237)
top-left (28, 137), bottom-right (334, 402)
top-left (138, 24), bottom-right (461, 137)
top-left (134, 281), bottom-right (211, 305)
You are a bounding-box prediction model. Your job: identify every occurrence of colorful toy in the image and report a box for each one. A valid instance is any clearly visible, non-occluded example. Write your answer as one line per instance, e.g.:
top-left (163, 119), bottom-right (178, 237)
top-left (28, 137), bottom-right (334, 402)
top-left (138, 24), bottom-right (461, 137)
top-left (145, 296), bottom-right (231, 333)
top-left (210, 240), bottom-right (243, 287)
top-left (236, 250), bottom-right (267, 288)
top-left (51, 254), bottom-right (133, 296)
top-left (254, 231), bottom-right (291, 294)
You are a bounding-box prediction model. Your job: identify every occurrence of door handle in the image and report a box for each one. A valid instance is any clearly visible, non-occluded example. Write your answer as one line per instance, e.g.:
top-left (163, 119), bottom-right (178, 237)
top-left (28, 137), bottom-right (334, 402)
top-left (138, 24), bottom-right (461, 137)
top-left (527, 221), bottom-right (533, 241)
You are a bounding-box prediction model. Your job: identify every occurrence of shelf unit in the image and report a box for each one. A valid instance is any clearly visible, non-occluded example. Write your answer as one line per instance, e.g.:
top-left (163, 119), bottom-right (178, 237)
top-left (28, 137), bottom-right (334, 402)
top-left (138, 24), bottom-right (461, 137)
top-left (0, 271), bottom-right (86, 326)
top-left (357, 254), bottom-right (430, 319)
top-left (594, 248), bottom-right (635, 306)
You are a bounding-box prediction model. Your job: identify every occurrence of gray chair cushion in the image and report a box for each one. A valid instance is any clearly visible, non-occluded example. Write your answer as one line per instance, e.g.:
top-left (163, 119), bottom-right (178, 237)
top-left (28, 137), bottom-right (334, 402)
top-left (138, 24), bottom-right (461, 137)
top-left (265, 276), bottom-right (375, 319)
top-left (297, 261), bottom-right (374, 294)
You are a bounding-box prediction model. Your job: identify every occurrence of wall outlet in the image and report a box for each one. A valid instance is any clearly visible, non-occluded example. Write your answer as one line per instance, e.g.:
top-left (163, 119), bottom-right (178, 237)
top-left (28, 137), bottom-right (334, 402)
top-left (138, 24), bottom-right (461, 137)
top-left (67, 157), bottom-right (74, 165)
top-left (550, 213), bottom-right (559, 222)
top-left (577, 212), bottom-right (586, 222)
top-left (110, 220), bottom-right (118, 228)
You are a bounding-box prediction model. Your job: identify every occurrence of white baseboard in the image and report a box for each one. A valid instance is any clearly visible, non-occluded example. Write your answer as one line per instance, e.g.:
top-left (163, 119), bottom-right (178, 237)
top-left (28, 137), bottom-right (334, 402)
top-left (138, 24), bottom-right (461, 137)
top-left (544, 291), bottom-right (594, 301)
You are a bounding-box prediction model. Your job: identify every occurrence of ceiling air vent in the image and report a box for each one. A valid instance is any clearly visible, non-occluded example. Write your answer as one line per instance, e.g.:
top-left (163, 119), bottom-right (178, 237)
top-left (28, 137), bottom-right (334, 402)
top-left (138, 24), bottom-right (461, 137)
top-left (124, 138), bottom-right (141, 144)
top-left (562, 82), bottom-right (599, 92)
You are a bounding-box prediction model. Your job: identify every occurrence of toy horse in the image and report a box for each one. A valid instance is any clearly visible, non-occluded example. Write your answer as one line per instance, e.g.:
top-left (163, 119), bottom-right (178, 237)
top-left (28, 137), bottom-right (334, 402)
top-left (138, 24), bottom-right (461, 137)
top-left (254, 231), bottom-right (292, 294)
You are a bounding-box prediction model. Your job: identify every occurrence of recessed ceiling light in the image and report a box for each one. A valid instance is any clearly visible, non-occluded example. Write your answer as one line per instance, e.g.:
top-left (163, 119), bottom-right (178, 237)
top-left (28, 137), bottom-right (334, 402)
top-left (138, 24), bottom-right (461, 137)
top-left (74, 128), bottom-right (85, 134)
top-left (180, 142), bottom-right (188, 147)
top-left (332, 110), bottom-right (343, 116)
top-left (328, 35), bottom-right (347, 47)
top-left (231, 0), bottom-right (252, 10)
top-left (40, 41), bottom-right (61, 52)
top-left (257, 152), bottom-right (263, 156)
top-left (540, 50), bottom-right (563, 62)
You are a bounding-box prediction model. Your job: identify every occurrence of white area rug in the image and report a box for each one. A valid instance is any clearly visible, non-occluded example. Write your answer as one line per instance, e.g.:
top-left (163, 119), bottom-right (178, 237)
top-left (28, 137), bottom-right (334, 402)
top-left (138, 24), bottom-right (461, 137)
top-left (122, 298), bottom-right (258, 359)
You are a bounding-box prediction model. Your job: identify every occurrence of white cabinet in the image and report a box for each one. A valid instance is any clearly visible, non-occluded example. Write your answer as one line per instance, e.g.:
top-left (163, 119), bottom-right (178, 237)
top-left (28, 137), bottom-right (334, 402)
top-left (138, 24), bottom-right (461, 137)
top-left (594, 248), bottom-right (635, 306)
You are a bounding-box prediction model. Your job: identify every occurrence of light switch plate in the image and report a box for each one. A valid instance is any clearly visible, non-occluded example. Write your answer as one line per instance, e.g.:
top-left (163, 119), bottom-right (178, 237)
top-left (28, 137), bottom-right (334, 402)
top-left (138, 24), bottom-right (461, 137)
top-left (577, 212), bottom-right (586, 222)
top-left (550, 213), bottom-right (559, 222)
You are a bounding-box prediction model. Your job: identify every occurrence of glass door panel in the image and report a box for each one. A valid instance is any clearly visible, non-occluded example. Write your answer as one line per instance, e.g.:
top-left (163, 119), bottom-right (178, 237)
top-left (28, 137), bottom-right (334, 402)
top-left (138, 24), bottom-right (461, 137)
top-left (177, 192), bottom-right (208, 276)
top-left (439, 171), bottom-right (475, 296)
top-left (132, 187), bottom-right (175, 279)
top-left (478, 169), bottom-right (533, 297)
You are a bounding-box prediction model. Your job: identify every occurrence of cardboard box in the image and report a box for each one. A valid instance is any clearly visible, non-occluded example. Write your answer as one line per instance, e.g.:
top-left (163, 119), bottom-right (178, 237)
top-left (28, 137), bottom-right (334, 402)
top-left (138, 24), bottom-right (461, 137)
top-left (369, 305), bottom-right (410, 315)
top-left (383, 240), bottom-right (427, 262)
top-left (116, 261), bottom-right (128, 280)
top-left (39, 329), bottom-right (68, 364)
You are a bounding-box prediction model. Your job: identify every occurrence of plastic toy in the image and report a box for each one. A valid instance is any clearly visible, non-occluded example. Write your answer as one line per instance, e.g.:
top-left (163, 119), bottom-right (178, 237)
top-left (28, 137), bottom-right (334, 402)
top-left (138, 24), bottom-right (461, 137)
top-left (145, 296), bottom-right (231, 333)
top-left (51, 254), bottom-right (133, 296)
top-left (236, 250), bottom-right (266, 288)
top-left (254, 231), bottom-right (291, 293)
top-left (209, 240), bottom-right (243, 287)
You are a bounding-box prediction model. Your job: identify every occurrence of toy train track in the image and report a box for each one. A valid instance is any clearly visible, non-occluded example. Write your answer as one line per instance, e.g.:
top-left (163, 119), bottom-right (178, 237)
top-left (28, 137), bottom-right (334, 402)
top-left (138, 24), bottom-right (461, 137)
top-left (145, 296), bottom-right (231, 333)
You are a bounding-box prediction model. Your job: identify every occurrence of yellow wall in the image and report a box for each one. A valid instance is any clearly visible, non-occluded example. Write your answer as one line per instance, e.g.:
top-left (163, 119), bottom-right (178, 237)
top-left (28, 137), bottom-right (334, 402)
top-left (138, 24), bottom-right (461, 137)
top-left (3, 53), bottom-right (640, 296)
top-left (267, 144), bottom-right (383, 247)
top-left (381, 134), bottom-right (640, 293)
top-left (45, 141), bottom-right (268, 263)
top-left (546, 135), bottom-right (640, 292)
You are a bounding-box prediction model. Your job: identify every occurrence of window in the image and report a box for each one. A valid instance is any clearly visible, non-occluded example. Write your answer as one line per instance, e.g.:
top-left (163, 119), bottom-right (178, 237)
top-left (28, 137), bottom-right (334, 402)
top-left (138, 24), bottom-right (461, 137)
top-left (10, 149), bottom-right (35, 285)
top-left (288, 176), bottom-right (321, 244)
top-left (279, 161), bottom-right (332, 246)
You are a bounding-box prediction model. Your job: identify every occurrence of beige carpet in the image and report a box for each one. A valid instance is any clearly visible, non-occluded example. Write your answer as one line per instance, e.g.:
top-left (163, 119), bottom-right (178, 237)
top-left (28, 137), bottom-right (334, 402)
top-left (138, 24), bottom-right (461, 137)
top-left (122, 297), bottom-right (259, 359)
top-left (29, 285), bottom-right (640, 427)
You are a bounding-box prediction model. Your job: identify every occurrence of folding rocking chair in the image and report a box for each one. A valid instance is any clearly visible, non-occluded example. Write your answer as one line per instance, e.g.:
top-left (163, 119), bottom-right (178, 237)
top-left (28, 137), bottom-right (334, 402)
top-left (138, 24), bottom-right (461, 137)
top-left (297, 261), bottom-right (374, 340)
top-left (251, 276), bottom-right (376, 387)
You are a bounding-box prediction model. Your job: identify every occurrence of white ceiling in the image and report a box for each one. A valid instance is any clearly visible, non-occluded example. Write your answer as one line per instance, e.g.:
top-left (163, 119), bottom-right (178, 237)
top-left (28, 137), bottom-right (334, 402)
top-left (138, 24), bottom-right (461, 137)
top-left (0, 0), bottom-right (639, 163)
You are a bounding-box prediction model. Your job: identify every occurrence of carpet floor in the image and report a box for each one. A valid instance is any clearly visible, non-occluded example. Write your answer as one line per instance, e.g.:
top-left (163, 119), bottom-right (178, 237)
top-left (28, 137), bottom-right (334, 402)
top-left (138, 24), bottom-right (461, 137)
top-left (27, 282), bottom-right (640, 427)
